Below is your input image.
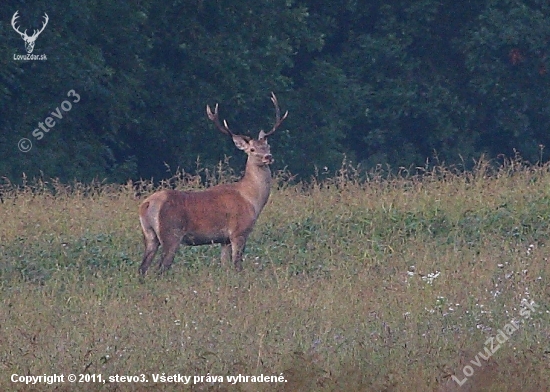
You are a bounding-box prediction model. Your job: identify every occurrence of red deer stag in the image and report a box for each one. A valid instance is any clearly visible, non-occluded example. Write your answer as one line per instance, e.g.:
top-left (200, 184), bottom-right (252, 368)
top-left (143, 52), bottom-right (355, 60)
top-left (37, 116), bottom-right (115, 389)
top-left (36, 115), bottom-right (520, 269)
top-left (138, 93), bottom-right (288, 275)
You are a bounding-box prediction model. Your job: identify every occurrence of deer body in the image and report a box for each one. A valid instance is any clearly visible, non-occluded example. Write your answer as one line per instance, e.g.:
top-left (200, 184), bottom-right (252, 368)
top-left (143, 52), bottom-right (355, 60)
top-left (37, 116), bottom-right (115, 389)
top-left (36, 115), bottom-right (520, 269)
top-left (139, 93), bottom-right (287, 274)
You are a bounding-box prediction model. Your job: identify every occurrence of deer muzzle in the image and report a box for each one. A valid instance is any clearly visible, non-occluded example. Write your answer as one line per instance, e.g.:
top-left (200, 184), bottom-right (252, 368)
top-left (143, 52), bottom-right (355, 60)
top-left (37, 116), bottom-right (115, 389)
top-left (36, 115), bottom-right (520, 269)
top-left (263, 154), bottom-right (274, 164)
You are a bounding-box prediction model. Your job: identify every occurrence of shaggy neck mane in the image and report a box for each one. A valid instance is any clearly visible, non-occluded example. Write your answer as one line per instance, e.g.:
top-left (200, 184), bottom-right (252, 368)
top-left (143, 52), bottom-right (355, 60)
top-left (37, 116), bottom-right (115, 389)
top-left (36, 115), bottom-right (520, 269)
top-left (236, 159), bottom-right (272, 216)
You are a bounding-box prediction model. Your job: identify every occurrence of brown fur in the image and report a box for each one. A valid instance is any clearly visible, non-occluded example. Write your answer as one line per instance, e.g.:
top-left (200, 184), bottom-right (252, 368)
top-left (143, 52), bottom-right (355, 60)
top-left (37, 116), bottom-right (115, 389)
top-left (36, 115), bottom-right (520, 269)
top-left (138, 94), bottom-right (287, 274)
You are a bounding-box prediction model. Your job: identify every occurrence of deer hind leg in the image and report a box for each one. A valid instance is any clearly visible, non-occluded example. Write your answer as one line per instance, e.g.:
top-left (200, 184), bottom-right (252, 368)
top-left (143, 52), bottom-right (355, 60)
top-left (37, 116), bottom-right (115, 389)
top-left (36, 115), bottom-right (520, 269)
top-left (139, 223), bottom-right (160, 275)
top-left (157, 230), bottom-right (183, 273)
top-left (230, 235), bottom-right (247, 271)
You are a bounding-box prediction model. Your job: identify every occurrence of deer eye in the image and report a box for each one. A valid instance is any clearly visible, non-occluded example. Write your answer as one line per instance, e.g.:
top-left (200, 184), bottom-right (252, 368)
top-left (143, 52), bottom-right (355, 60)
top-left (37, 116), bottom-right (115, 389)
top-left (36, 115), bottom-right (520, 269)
top-left (250, 147), bottom-right (255, 152)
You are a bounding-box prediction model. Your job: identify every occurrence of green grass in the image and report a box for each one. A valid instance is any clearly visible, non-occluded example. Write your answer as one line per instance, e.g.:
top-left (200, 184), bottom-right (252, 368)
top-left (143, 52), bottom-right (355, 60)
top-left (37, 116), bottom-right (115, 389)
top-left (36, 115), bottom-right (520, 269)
top-left (1, 160), bottom-right (549, 391)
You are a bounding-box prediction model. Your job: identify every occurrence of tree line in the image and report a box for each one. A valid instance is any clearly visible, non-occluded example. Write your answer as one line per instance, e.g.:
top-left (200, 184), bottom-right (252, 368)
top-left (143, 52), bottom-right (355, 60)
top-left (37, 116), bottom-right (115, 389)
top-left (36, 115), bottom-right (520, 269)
top-left (1, 0), bottom-right (549, 183)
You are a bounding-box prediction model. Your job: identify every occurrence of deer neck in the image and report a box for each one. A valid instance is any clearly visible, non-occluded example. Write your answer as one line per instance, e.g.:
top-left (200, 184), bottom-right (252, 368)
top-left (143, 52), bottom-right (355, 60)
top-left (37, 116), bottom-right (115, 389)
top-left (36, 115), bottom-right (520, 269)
top-left (237, 159), bottom-right (272, 217)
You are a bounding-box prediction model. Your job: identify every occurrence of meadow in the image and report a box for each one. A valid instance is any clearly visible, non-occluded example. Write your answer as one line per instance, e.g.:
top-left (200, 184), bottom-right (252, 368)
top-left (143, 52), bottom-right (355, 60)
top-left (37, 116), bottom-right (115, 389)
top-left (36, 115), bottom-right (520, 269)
top-left (1, 159), bottom-right (549, 391)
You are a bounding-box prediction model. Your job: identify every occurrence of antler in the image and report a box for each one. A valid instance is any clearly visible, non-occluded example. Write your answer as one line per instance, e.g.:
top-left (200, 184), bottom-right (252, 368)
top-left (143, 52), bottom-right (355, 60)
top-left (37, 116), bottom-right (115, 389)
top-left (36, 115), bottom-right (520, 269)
top-left (11, 11), bottom-right (26, 38)
top-left (206, 103), bottom-right (235, 137)
top-left (11, 11), bottom-right (48, 40)
top-left (260, 92), bottom-right (288, 138)
top-left (32, 13), bottom-right (49, 39)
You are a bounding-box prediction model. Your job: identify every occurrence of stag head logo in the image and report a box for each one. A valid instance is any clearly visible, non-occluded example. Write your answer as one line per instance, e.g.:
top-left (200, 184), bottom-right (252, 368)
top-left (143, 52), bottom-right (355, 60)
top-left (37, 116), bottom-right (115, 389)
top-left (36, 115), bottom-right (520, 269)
top-left (11, 11), bottom-right (49, 54)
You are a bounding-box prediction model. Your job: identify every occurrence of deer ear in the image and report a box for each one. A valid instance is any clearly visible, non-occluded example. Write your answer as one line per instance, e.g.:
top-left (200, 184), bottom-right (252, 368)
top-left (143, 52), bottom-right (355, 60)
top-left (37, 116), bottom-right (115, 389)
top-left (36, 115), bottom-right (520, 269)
top-left (258, 130), bottom-right (266, 140)
top-left (232, 135), bottom-right (249, 150)
top-left (260, 130), bottom-right (272, 141)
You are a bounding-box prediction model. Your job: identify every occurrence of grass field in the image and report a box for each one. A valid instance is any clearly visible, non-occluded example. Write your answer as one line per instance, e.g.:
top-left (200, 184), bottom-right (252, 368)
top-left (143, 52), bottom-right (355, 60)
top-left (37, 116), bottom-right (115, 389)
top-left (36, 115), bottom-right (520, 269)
top-left (1, 159), bottom-right (549, 391)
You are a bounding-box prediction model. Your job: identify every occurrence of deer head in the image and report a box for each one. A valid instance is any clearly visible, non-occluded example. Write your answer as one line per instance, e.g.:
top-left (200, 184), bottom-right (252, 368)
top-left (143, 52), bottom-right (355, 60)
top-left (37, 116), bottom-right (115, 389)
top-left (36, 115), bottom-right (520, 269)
top-left (11, 11), bottom-right (49, 54)
top-left (206, 92), bottom-right (288, 168)
top-left (138, 93), bottom-right (288, 275)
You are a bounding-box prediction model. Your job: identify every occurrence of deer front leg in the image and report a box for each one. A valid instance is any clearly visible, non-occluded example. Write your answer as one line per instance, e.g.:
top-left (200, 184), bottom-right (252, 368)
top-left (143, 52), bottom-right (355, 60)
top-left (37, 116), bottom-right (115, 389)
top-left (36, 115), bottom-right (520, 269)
top-left (220, 243), bottom-right (231, 267)
top-left (230, 236), bottom-right (247, 271)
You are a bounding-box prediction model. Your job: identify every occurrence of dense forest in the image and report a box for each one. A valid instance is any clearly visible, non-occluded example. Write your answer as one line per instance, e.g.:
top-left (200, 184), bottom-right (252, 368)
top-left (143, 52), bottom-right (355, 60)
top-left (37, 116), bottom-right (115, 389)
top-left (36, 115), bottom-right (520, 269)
top-left (1, 0), bottom-right (550, 183)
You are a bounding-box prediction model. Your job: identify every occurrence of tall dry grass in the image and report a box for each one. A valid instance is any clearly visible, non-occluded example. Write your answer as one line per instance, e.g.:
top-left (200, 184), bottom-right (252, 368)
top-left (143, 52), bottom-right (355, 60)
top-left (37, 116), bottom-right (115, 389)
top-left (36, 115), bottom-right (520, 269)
top-left (0, 158), bottom-right (549, 391)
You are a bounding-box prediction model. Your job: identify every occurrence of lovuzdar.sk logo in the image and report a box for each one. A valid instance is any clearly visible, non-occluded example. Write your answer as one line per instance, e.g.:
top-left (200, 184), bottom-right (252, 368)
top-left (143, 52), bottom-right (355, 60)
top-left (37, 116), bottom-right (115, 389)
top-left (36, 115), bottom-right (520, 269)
top-left (11, 10), bottom-right (48, 61)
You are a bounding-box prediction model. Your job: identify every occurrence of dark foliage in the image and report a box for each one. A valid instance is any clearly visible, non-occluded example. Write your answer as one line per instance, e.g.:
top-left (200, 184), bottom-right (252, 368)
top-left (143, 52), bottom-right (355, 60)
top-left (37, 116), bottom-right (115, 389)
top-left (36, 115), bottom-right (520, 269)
top-left (1, 0), bottom-right (549, 182)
